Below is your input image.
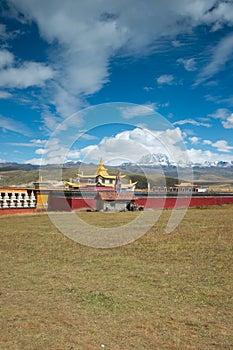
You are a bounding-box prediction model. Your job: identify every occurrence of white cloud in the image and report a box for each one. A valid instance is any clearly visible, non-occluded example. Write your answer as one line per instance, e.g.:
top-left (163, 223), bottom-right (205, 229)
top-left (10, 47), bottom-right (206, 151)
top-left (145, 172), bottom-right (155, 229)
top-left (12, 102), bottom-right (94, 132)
top-left (31, 139), bottom-right (47, 145)
top-left (210, 108), bottom-right (229, 119)
top-left (0, 61), bottom-right (54, 88)
top-left (7, 0), bottom-right (231, 123)
top-left (8, 142), bottom-right (35, 147)
top-left (79, 133), bottom-right (98, 141)
top-left (0, 91), bottom-right (12, 99)
top-left (222, 114), bottom-right (233, 129)
top-left (24, 157), bottom-right (43, 165)
top-left (211, 140), bottom-right (233, 153)
top-left (51, 85), bottom-right (83, 119)
top-left (41, 111), bottom-right (63, 133)
top-left (0, 50), bottom-right (54, 109)
top-left (119, 104), bottom-right (155, 119)
top-left (0, 24), bottom-right (8, 39)
top-left (203, 139), bottom-right (212, 145)
top-left (202, 1), bottom-right (233, 29)
top-left (202, 138), bottom-right (233, 153)
top-left (67, 150), bottom-right (80, 159)
top-left (0, 49), bottom-right (14, 68)
top-left (185, 148), bottom-right (233, 164)
top-left (189, 136), bottom-right (199, 144)
top-left (177, 58), bottom-right (196, 71)
top-left (205, 95), bottom-right (233, 106)
top-left (8, 140), bottom-right (47, 147)
top-left (173, 118), bottom-right (211, 127)
top-left (218, 96), bottom-right (233, 106)
top-left (156, 74), bottom-right (174, 85)
top-left (196, 32), bottom-right (233, 84)
top-left (8, 139), bottom-right (47, 147)
top-left (0, 115), bottom-right (32, 136)
top-left (204, 81), bottom-right (218, 88)
top-left (37, 128), bottom-right (185, 164)
top-left (35, 148), bottom-right (47, 155)
top-left (0, 0), bottom-right (231, 136)
top-left (79, 127), bottom-right (187, 164)
top-left (210, 108), bottom-right (233, 129)
top-left (34, 138), bottom-right (77, 164)
top-left (143, 86), bottom-right (154, 92)
top-left (172, 40), bottom-right (184, 47)
top-left (0, 23), bottom-right (21, 40)
top-left (77, 127), bottom-right (233, 165)
top-left (26, 126), bottom-right (233, 165)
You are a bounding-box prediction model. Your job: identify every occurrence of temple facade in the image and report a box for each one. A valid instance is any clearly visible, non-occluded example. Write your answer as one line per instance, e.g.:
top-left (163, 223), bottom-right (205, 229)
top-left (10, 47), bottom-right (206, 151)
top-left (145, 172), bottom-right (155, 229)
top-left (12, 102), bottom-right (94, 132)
top-left (65, 159), bottom-right (137, 191)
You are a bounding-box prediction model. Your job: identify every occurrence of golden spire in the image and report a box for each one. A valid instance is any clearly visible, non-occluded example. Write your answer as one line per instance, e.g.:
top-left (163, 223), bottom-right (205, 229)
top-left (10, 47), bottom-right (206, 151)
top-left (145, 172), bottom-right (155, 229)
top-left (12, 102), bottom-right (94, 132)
top-left (95, 158), bottom-right (109, 177)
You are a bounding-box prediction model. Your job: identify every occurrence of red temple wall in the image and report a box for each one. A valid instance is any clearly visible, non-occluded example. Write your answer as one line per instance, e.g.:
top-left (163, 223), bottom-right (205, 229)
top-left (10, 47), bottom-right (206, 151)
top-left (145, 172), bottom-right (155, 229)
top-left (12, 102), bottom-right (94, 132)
top-left (48, 197), bottom-right (96, 211)
top-left (136, 196), bottom-right (233, 209)
top-left (2, 195), bottom-right (233, 215)
top-left (50, 195), bottom-right (233, 211)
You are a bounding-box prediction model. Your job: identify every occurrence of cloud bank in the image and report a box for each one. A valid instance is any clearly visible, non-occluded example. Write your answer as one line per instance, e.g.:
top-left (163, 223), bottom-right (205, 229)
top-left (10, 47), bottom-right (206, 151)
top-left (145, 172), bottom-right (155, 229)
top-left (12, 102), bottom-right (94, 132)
top-left (3, 0), bottom-right (233, 130)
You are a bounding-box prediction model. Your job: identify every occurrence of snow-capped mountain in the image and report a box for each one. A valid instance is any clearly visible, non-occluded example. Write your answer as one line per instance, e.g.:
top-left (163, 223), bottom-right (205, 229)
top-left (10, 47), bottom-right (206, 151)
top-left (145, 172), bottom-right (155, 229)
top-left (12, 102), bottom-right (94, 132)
top-left (123, 153), bottom-right (233, 168)
top-left (138, 153), bottom-right (171, 166)
top-left (191, 160), bottom-right (233, 168)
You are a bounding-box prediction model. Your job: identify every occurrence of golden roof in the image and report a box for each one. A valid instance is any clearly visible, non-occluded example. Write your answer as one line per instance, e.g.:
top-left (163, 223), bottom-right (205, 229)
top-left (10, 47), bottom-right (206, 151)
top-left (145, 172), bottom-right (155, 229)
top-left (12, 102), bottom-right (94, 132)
top-left (77, 159), bottom-right (126, 179)
top-left (175, 182), bottom-right (197, 187)
top-left (65, 181), bottom-right (137, 189)
top-left (65, 160), bottom-right (136, 188)
top-left (95, 159), bottom-right (109, 177)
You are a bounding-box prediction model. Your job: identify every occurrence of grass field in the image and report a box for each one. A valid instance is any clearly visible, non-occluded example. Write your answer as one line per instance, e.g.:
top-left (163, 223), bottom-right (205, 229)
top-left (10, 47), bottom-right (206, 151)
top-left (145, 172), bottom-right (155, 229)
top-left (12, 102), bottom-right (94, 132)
top-left (0, 206), bottom-right (233, 349)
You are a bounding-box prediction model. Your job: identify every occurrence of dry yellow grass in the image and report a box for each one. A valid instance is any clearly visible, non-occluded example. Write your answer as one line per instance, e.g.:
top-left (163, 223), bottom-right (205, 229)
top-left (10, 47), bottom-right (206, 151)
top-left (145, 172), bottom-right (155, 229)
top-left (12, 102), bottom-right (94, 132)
top-left (0, 205), bottom-right (233, 349)
top-left (209, 184), bottom-right (233, 193)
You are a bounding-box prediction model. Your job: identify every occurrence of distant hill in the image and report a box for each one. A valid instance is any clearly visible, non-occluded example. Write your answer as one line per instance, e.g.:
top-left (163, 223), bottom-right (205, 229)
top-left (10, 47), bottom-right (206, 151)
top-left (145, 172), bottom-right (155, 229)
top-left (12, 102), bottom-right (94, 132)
top-left (0, 169), bottom-right (39, 187)
top-left (0, 160), bottom-right (232, 187)
top-left (0, 162), bottom-right (39, 171)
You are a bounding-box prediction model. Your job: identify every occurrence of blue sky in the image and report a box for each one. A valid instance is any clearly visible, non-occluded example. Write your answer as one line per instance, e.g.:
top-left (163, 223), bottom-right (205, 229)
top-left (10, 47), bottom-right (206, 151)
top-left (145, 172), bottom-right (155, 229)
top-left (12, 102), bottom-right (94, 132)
top-left (0, 0), bottom-right (233, 165)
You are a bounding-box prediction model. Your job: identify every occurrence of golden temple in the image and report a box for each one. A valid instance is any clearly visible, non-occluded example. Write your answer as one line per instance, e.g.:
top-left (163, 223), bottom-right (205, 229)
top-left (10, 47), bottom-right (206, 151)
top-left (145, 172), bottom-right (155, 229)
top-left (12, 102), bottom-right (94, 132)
top-left (65, 159), bottom-right (137, 190)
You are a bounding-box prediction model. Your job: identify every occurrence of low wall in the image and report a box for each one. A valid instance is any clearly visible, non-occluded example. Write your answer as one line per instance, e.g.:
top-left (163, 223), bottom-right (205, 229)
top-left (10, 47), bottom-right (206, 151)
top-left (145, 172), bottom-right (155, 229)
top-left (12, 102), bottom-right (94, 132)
top-left (0, 188), bottom-right (37, 215)
top-left (48, 196), bottom-right (96, 211)
top-left (136, 195), bottom-right (233, 209)
top-left (48, 191), bottom-right (233, 211)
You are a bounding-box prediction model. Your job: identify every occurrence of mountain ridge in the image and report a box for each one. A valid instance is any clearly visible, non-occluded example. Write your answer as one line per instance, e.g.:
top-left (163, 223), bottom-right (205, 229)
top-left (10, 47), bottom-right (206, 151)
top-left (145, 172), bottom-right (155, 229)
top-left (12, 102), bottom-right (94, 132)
top-left (1, 153), bottom-right (233, 172)
top-left (129, 153), bottom-right (233, 168)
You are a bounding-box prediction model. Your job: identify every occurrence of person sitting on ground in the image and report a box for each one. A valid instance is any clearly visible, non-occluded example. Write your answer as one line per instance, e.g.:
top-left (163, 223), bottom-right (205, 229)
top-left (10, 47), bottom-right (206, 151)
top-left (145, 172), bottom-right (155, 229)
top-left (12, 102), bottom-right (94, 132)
top-left (126, 200), bottom-right (137, 211)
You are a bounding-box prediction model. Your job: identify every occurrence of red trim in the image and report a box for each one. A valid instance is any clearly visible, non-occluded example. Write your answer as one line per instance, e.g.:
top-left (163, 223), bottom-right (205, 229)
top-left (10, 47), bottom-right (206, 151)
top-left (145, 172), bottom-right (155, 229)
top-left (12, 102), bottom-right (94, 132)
top-left (0, 208), bottom-right (37, 216)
